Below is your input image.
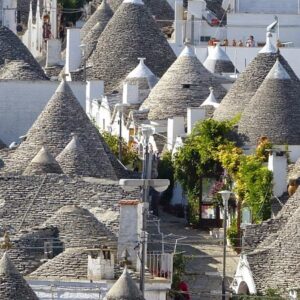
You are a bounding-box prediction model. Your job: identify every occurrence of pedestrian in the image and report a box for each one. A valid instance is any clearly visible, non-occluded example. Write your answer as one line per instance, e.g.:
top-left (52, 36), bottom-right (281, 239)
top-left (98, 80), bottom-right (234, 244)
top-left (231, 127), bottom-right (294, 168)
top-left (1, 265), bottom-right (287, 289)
top-left (178, 280), bottom-right (191, 300)
top-left (246, 35), bottom-right (255, 47)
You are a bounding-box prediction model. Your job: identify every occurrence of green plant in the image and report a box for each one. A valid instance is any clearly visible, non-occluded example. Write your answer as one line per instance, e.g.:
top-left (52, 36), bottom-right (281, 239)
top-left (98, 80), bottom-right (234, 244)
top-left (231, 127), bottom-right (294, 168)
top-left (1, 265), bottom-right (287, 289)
top-left (235, 155), bottom-right (273, 222)
top-left (171, 253), bottom-right (187, 295)
top-left (157, 151), bottom-right (174, 206)
top-left (174, 118), bottom-right (237, 225)
top-left (227, 217), bottom-right (239, 248)
top-left (101, 131), bottom-right (140, 167)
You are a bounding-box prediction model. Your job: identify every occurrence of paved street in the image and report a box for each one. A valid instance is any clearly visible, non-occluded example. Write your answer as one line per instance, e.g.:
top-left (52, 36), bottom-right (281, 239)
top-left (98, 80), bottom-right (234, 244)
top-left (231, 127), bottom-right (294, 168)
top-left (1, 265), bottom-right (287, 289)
top-left (157, 210), bottom-right (239, 300)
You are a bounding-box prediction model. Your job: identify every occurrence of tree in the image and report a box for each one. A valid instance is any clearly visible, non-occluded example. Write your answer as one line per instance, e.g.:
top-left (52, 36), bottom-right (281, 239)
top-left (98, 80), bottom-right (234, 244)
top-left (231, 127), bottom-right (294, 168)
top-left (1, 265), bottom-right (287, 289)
top-left (174, 118), bottom-right (273, 226)
top-left (174, 118), bottom-right (237, 225)
top-left (101, 131), bottom-right (140, 167)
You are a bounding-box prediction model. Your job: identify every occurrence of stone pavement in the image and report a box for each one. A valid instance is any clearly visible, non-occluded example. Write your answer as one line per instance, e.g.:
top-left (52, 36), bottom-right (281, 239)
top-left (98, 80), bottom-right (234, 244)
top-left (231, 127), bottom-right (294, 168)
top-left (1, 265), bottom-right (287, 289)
top-left (157, 210), bottom-right (239, 300)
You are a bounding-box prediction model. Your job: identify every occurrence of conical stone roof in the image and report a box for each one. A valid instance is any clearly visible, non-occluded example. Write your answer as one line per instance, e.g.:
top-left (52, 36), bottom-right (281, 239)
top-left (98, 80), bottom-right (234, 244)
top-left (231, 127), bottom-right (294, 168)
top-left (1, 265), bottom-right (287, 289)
top-left (203, 44), bottom-right (237, 74)
top-left (123, 58), bottom-right (158, 90)
top-left (213, 44), bottom-right (299, 121)
top-left (56, 134), bottom-right (101, 177)
top-left (23, 146), bottom-right (63, 175)
top-left (0, 60), bottom-right (48, 80)
top-left (108, 0), bottom-right (174, 24)
top-left (140, 45), bottom-right (227, 120)
top-left (0, 27), bottom-right (47, 79)
top-left (43, 205), bottom-right (114, 248)
top-left (87, 0), bottom-right (176, 92)
top-left (104, 267), bottom-right (145, 300)
top-left (247, 205), bottom-right (300, 296)
top-left (81, 0), bottom-right (113, 42)
top-left (0, 253), bottom-right (39, 300)
top-left (238, 60), bottom-right (300, 145)
top-left (10, 80), bottom-right (122, 179)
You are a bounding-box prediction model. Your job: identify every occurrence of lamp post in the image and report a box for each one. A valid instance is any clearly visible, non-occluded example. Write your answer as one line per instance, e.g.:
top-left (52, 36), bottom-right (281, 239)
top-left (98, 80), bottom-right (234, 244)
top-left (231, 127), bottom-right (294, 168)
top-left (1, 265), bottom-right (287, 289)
top-left (119, 179), bottom-right (170, 296)
top-left (218, 190), bottom-right (232, 300)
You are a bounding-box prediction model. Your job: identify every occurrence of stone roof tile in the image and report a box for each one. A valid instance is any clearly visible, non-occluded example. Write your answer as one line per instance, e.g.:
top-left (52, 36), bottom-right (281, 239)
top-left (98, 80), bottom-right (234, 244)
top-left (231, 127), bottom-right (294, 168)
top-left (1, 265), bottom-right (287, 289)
top-left (42, 205), bottom-right (116, 248)
top-left (81, 0), bottom-right (113, 41)
top-left (104, 266), bottom-right (145, 300)
top-left (29, 248), bottom-right (88, 279)
top-left (203, 44), bottom-right (237, 74)
top-left (23, 146), bottom-right (63, 175)
top-left (87, 1), bottom-right (176, 92)
top-left (0, 27), bottom-right (47, 80)
top-left (238, 60), bottom-right (300, 145)
top-left (0, 253), bottom-right (39, 300)
top-left (56, 134), bottom-right (101, 177)
top-left (8, 80), bottom-right (124, 179)
top-left (140, 45), bottom-right (227, 120)
top-left (246, 204), bottom-right (300, 296)
top-left (124, 58), bottom-right (158, 90)
top-left (213, 48), bottom-right (299, 121)
top-left (0, 60), bottom-right (48, 81)
top-left (108, 0), bottom-right (173, 24)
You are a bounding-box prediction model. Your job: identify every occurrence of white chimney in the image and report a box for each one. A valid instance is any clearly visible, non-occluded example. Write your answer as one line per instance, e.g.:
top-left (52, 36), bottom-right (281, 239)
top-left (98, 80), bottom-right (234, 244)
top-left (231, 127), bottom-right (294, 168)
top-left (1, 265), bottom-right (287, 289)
top-left (86, 80), bottom-right (104, 115)
top-left (117, 200), bottom-right (143, 269)
top-left (87, 248), bottom-right (115, 280)
top-left (175, 0), bottom-right (184, 45)
top-left (122, 83), bottom-right (139, 104)
top-left (46, 39), bottom-right (62, 67)
top-left (268, 150), bottom-right (287, 197)
top-left (167, 117), bottom-right (185, 151)
top-left (187, 107), bottom-right (206, 134)
top-left (66, 28), bottom-right (81, 75)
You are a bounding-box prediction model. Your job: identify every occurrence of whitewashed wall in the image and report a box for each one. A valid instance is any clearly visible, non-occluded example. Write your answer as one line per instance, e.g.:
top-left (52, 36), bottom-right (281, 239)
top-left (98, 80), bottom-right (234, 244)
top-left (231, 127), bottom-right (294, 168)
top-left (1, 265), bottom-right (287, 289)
top-left (191, 45), bottom-right (300, 77)
top-left (237, 0), bottom-right (299, 14)
top-left (0, 81), bottom-right (86, 145)
top-left (227, 13), bottom-right (300, 47)
top-left (28, 278), bottom-right (170, 300)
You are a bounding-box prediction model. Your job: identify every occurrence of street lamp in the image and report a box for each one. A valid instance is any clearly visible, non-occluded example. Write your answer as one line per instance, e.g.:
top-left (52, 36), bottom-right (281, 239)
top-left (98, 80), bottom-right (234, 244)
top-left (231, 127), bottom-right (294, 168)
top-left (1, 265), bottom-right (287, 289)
top-left (218, 190), bottom-right (232, 300)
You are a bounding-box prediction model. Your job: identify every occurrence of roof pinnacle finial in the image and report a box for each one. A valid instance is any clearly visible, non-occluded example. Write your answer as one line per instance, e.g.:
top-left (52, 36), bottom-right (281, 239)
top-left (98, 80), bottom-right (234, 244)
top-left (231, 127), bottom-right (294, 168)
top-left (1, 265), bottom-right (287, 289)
top-left (138, 57), bottom-right (146, 65)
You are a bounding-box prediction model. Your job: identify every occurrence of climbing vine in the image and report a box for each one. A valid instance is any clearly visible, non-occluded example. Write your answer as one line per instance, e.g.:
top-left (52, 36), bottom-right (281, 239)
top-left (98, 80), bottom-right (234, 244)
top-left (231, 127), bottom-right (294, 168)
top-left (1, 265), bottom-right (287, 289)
top-left (173, 118), bottom-right (273, 226)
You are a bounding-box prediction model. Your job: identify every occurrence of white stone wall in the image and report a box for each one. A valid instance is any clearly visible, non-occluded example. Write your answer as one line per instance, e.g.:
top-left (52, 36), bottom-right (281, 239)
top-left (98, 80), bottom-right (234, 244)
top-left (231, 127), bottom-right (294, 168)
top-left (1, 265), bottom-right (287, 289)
top-left (0, 81), bottom-right (86, 145)
top-left (232, 255), bottom-right (257, 295)
top-left (29, 278), bottom-right (171, 300)
top-left (189, 45), bottom-right (300, 77)
top-left (227, 13), bottom-right (300, 47)
top-left (238, 0), bottom-right (299, 14)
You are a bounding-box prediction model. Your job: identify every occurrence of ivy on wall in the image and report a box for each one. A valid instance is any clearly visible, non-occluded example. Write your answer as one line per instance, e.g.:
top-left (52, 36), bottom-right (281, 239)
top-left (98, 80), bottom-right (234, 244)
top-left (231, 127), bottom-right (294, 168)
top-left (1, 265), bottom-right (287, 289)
top-left (173, 118), bottom-right (273, 226)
